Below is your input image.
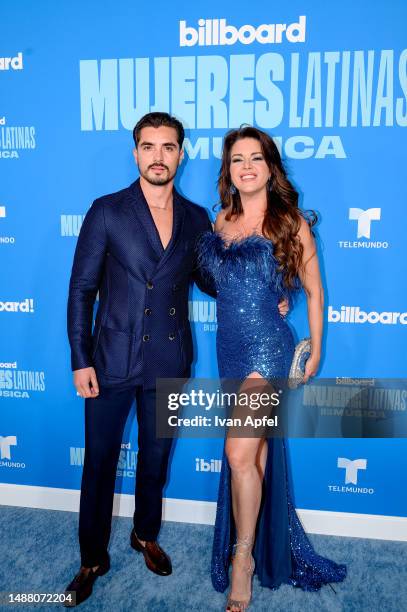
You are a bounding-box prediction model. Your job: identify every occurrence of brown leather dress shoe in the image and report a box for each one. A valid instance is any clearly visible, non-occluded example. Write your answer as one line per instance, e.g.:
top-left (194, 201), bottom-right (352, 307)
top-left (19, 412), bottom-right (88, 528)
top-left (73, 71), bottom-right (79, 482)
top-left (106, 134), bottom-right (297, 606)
top-left (130, 528), bottom-right (172, 576)
top-left (63, 557), bottom-right (110, 607)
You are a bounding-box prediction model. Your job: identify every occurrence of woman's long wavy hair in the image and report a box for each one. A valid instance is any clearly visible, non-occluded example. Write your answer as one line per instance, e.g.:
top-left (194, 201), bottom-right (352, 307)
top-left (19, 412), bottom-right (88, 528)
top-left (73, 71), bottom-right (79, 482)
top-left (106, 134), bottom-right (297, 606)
top-left (218, 126), bottom-right (317, 289)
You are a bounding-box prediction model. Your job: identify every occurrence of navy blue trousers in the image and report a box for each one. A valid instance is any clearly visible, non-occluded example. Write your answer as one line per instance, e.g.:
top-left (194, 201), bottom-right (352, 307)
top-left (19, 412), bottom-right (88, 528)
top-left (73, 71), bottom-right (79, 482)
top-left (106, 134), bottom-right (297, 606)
top-left (78, 384), bottom-right (172, 567)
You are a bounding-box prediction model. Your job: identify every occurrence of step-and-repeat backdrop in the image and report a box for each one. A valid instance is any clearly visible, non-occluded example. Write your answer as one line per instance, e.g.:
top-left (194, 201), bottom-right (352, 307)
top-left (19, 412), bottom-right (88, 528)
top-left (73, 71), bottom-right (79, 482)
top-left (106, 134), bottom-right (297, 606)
top-left (1, 0), bottom-right (406, 520)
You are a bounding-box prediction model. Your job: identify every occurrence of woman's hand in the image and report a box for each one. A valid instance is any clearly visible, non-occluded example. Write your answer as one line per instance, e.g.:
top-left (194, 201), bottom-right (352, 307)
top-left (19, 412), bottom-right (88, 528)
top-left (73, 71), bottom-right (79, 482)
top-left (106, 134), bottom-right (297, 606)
top-left (302, 353), bottom-right (320, 383)
top-left (278, 298), bottom-right (289, 317)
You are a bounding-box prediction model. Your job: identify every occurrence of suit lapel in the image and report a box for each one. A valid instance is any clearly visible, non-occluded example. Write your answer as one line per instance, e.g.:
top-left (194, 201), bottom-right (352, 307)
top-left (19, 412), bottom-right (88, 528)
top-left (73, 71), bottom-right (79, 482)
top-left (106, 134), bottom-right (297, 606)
top-left (125, 179), bottom-right (186, 273)
top-left (127, 179), bottom-right (165, 259)
top-left (155, 188), bottom-right (186, 273)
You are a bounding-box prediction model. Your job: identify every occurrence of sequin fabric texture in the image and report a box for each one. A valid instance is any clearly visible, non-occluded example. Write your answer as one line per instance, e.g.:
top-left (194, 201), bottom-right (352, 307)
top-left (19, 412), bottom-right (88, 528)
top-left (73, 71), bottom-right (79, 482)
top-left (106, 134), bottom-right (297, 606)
top-left (197, 231), bottom-right (347, 593)
top-left (198, 231), bottom-right (296, 379)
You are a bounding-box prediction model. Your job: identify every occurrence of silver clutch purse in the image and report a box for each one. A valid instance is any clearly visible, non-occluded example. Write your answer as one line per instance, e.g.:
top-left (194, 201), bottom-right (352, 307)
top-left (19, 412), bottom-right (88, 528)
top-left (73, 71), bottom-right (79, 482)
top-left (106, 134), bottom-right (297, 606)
top-left (288, 337), bottom-right (312, 388)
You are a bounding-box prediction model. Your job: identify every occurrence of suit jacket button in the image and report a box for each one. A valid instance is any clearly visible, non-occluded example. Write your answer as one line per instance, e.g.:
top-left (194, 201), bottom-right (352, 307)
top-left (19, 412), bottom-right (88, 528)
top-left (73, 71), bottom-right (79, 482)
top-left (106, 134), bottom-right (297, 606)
top-left (169, 307), bottom-right (176, 316)
top-left (168, 333), bottom-right (175, 340)
top-left (143, 334), bottom-right (150, 342)
top-left (172, 284), bottom-right (179, 291)
top-left (144, 308), bottom-right (152, 315)
top-left (146, 281), bottom-right (154, 289)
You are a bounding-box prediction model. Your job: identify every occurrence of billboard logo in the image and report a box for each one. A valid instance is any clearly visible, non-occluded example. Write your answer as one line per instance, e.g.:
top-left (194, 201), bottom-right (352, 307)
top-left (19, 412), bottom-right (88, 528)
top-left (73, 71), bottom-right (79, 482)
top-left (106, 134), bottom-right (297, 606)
top-left (180, 16), bottom-right (306, 47)
top-left (0, 361), bottom-right (17, 368)
top-left (0, 435), bottom-right (17, 459)
top-left (0, 206), bottom-right (5, 218)
top-left (195, 457), bottom-right (222, 472)
top-left (337, 457), bottom-right (367, 485)
top-left (328, 306), bottom-right (407, 325)
top-left (0, 52), bottom-right (23, 71)
top-left (0, 299), bottom-right (34, 313)
top-left (0, 117), bottom-right (5, 125)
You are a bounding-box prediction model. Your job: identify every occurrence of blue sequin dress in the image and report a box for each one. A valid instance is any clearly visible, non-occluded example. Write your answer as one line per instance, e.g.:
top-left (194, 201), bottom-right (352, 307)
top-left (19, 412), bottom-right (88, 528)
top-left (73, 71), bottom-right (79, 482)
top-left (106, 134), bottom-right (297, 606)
top-left (197, 231), bottom-right (347, 593)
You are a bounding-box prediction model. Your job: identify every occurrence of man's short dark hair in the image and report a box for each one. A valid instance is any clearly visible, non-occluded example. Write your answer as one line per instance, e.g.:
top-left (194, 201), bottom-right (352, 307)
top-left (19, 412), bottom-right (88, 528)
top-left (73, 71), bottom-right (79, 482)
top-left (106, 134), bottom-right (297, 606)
top-left (133, 112), bottom-right (184, 148)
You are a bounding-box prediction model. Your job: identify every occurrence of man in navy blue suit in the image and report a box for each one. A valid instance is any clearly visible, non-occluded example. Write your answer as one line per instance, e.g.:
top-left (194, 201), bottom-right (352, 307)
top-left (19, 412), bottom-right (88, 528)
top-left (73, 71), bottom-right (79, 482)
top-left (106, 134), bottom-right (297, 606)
top-left (64, 112), bottom-right (287, 606)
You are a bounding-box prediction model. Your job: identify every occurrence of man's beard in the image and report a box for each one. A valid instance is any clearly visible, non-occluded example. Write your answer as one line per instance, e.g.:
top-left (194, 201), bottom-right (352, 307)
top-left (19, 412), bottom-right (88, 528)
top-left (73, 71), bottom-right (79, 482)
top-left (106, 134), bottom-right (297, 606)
top-left (140, 165), bottom-right (176, 186)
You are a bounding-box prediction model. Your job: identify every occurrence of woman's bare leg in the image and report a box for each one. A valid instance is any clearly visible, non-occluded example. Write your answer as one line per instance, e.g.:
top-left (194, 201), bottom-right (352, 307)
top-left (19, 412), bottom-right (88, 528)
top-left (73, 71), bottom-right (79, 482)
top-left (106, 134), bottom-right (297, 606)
top-left (225, 372), bottom-right (270, 610)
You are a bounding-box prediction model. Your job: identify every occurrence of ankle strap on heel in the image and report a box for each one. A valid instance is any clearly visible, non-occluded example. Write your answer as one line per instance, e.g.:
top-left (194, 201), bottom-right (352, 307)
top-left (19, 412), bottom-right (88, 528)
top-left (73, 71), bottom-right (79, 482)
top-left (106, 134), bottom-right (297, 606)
top-left (232, 535), bottom-right (254, 558)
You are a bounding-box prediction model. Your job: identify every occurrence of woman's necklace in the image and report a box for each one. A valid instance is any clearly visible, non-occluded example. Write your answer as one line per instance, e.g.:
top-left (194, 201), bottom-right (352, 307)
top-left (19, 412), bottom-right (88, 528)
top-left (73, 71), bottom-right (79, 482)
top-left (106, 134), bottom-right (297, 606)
top-left (236, 214), bottom-right (264, 238)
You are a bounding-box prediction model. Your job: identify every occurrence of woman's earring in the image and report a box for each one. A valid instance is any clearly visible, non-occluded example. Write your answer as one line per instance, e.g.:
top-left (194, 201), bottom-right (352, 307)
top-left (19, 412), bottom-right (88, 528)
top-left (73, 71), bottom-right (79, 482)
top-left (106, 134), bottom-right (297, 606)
top-left (230, 184), bottom-right (236, 195)
top-left (268, 178), bottom-right (273, 191)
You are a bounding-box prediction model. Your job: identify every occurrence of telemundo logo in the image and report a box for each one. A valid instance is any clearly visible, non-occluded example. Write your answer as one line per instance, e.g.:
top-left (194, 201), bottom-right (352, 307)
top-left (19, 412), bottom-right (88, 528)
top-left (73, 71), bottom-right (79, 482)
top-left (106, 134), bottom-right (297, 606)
top-left (0, 435), bottom-right (17, 459)
top-left (0, 204), bottom-right (16, 245)
top-left (328, 306), bottom-right (407, 325)
top-left (328, 457), bottom-right (374, 495)
top-left (338, 458), bottom-right (367, 484)
top-left (0, 435), bottom-right (25, 469)
top-left (339, 207), bottom-right (388, 249)
top-left (0, 52), bottom-right (23, 71)
top-left (350, 208), bottom-right (380, 239)
top-left (180, 16), bottom-right (306, 47)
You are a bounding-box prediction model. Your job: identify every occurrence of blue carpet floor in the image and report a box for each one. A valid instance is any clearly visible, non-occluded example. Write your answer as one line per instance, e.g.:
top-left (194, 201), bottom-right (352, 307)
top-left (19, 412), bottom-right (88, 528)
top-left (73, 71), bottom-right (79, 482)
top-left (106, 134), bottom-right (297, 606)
top-left (0, 505), bottom-right (406, 611)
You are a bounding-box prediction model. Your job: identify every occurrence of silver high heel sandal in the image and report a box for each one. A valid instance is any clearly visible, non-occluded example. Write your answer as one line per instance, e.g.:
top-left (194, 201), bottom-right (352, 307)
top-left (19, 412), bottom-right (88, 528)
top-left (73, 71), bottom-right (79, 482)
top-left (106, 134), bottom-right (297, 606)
top-left (226, 535), bottom-right (255, 612)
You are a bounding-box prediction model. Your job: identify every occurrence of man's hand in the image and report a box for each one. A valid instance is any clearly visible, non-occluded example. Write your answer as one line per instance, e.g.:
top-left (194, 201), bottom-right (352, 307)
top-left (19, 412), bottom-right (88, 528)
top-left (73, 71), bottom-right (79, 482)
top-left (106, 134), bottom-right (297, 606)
top-left (74, 367), bottom-right (99, 398)
top-left (278, 298), bottom-right (289, 318)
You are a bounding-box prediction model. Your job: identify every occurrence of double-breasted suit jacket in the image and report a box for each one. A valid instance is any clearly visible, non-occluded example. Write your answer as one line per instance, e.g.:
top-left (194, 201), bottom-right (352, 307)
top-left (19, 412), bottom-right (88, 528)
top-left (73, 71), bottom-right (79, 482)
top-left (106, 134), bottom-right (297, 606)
top-left (67, 178), bottom-right (213, 389)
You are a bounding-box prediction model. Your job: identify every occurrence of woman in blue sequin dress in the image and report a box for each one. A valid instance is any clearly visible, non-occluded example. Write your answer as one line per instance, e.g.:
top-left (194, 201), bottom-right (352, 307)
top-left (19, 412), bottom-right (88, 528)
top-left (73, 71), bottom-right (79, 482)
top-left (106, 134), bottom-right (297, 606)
top-left (197, 127), bottom-right (346, 611)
